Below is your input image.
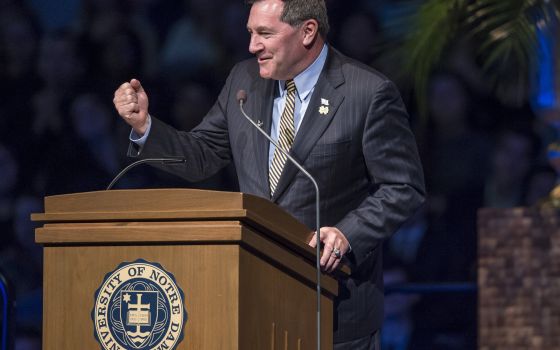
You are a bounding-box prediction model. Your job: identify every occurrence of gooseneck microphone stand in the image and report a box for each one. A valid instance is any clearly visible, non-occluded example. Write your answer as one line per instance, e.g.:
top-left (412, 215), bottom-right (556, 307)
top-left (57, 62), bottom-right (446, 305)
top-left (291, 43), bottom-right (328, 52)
top-left (237, 90), bottom-right (323, 350)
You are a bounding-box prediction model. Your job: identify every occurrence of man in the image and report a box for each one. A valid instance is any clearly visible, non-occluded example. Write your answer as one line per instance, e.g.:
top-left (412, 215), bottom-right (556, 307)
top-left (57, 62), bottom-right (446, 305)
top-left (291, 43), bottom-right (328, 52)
top-left (113, 0), bottom-right (425, 348)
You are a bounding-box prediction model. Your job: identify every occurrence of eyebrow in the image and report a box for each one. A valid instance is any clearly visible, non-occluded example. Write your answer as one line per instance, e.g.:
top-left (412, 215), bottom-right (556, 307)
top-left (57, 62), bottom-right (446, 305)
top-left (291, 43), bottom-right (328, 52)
top-left (247, 25), bottom-right (274, 32)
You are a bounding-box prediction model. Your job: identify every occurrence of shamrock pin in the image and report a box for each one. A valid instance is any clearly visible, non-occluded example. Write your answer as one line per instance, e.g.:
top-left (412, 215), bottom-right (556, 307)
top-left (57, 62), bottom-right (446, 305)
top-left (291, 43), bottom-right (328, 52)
top-left (319, 98), bottom-right (330, 115)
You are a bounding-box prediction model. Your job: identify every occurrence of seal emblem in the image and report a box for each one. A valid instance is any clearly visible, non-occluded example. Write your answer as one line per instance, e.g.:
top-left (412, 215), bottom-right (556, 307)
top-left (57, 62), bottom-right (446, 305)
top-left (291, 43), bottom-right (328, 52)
top-left (92, 260), bottom-right (187, 350)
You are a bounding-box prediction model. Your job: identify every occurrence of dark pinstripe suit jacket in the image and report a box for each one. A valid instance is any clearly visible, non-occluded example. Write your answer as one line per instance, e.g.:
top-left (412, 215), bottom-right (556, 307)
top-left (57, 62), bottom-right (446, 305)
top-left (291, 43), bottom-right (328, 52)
top-left (133, 46), bottom-right (425, 342)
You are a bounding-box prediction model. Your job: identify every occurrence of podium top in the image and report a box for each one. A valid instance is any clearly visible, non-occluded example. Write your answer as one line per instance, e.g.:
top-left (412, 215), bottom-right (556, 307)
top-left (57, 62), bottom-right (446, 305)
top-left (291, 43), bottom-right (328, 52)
top-left (34, 187), bottom-right (314, 237)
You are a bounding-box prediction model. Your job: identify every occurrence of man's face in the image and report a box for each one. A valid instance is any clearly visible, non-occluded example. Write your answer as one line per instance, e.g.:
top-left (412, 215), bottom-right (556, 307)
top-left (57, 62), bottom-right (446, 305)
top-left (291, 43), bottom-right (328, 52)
top-left (247, 0), bottom-right (306, 80)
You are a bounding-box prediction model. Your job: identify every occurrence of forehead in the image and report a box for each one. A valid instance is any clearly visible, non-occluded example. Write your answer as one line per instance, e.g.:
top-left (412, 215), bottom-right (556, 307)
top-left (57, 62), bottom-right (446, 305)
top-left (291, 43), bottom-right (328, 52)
top-left (247, 0), bottom-right (285, 28)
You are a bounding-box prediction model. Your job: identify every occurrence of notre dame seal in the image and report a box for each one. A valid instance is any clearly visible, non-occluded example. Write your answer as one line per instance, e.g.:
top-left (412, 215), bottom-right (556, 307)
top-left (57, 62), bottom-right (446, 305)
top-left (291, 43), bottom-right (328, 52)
top-left (92, 260), bottom-right (187, 350)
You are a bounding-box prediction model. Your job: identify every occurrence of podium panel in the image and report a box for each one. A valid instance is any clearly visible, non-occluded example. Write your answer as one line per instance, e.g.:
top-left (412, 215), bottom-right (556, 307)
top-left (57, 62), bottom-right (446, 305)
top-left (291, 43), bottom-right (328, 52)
top-left (34, 190), bottom-right (339, 350)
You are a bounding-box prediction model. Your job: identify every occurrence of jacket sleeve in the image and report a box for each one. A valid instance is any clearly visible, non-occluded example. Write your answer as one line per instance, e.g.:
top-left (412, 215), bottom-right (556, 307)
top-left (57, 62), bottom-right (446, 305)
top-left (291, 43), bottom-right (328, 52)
top-left (127, 65), bottom-right (239, 182)
top-left (336, 80), bottom-right (426, 268)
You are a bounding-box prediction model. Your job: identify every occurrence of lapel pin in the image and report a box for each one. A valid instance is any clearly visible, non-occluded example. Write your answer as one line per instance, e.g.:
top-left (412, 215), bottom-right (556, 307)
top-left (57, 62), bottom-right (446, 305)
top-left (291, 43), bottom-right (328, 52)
top-left (257, 120), bottom-right (263, 127)
top-left (319, 98), bottom-right (330, 115)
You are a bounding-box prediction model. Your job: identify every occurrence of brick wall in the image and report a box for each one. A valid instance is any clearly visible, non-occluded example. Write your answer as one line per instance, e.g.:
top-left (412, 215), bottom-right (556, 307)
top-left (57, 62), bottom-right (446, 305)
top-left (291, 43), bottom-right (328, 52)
top-left (478, 207), bottom-right (560, 349)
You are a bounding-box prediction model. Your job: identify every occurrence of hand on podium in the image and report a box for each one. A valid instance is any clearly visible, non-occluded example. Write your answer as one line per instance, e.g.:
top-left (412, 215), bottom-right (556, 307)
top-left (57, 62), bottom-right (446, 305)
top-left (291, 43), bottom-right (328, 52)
top-left (308, 226), bottom-right (350, 273)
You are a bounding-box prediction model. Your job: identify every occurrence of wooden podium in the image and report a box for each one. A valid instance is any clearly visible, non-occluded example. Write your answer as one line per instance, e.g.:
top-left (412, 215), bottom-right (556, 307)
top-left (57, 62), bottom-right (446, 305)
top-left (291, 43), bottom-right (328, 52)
top-left (32, 189), bottom-right (339, 350)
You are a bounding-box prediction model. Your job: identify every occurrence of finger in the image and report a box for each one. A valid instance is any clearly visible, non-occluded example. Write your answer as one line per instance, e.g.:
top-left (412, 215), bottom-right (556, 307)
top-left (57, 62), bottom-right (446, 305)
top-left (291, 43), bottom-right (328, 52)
top-left (118, 102), bottom-right (139, 116)
top-left (126, 94), bottom-right (138, 103)
top-left (113, 92), bottom-right (126, 104)
top-left (328, 257), bottom-right (341, 273)
top-left (116, 88), bottom-right (137, 102)
top-left (309, 229), bottom-right (327, 248)
top-left (333, 239), bottom-right (346, 256)
top-left (115, 94), bottom-right (138, 106)
top-left (114, 92), bottom-right (135, 104)
top-left (308, 233), bottom-right (317, 248)
top-left (324, 248), bottom-right (342, 272)
top-left (114, 88), bottom-right (136, 102)
top-left (118, 82), bottom-right (132, 91)
top-left (320, 244), bottom-right (334, 266)
top-left (130, 78), bottom-right (144, 93)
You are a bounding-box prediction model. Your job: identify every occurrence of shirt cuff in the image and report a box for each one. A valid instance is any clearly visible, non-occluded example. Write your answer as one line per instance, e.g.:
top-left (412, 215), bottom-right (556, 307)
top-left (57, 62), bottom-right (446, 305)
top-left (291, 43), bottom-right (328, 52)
top-left (129, 115), bottom-right (152, 147)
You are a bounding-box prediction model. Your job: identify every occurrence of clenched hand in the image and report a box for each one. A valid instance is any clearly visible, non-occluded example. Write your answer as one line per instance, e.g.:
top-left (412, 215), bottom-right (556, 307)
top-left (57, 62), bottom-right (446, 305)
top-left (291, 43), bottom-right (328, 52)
top-left (113, 78), bottom-right (150, 135)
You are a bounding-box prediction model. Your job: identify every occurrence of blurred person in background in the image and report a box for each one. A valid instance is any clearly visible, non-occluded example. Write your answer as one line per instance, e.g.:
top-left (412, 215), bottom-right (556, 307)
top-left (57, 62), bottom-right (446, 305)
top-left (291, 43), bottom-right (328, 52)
top-left (0, 145), bottom-right (19, 247)
top-left (220, 1), bottom-right (253, 66)
top-left (336, 11), bottom-right (380, 65)
top-left (160, 0), bottom-right (226, 82)
top-left (524, 165), bottom-right (557, 206)
top-left (0, 194), bottom-right (43, 341)
top-left (422, 70), bottom-right (491, 206)
top-left (32, 30), bottom-right (87, 142)
top-left (2, 195), bottom-right (43, 296)
top-left (484, 127), bottom-right (540, 208)
top-left (14, 328), bottom-right (41, 350)
top-left (381, 261), bottom-right (419, 350)
top-left (0, 5), bottom-right (41, 151)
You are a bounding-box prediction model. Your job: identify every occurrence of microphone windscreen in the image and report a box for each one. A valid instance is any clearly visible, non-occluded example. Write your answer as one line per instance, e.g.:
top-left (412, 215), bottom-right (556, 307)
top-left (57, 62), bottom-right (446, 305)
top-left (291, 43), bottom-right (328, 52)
top-left (236, 90), bottom-right (247, 104)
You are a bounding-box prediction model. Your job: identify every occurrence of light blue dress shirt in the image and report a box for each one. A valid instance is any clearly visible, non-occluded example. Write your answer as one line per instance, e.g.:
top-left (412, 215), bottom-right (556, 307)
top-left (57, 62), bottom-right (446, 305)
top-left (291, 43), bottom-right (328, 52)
top-left (268, 44), bottom-right (328, 166)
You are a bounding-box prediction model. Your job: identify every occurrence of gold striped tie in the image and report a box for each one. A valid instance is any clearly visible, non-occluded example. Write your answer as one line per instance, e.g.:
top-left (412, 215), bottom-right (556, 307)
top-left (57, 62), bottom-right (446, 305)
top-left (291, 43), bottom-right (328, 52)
top-left (269, 79), bottom-right (297, 196)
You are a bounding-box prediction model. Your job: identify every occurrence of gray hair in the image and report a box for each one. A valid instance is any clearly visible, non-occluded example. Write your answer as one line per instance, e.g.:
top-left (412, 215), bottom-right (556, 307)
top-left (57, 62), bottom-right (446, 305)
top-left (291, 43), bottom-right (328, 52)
top-left (246, 0), bottom-right (330, 39)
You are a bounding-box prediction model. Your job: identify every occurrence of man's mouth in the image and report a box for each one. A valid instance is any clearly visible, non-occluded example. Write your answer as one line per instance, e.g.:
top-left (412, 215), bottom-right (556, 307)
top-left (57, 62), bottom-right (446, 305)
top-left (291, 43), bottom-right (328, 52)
top-left (258, 56), bottom-right (272, 63)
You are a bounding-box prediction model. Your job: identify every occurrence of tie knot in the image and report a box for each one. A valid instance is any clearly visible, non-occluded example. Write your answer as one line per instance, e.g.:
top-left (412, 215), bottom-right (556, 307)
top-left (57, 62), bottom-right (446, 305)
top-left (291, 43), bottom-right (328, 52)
top-left (285, 79), bottom-right (296, 94)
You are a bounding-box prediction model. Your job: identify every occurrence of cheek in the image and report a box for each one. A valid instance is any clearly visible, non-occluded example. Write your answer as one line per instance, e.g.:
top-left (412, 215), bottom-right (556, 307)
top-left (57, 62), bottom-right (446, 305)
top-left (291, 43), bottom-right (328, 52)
top-left (268, 51), bottom-right (285, 72)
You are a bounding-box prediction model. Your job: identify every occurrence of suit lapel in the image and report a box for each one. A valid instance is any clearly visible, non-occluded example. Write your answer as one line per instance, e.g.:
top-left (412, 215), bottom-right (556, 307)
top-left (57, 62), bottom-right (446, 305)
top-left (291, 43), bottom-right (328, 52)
top-left (249, 76), bottom-right (276, 197)
top-left (271, 48), bottom-right (345, 202)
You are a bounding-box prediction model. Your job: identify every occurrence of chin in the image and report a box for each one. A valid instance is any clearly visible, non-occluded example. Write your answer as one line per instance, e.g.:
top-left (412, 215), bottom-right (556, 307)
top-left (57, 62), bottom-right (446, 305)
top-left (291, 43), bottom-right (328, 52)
top-left (259, 69), bottom-right (274, 80)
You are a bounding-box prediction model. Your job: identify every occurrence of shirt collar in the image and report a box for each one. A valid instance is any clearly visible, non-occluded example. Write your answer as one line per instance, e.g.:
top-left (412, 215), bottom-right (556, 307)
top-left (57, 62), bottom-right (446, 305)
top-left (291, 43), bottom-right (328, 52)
top-left (279, 44), bottom-right (328, 101)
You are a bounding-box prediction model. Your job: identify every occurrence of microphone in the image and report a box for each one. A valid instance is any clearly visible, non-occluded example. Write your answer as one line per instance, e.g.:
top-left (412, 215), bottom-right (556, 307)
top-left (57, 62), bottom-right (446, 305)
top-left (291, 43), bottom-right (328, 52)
top-left (106, 158), bottom-right (187, 190)
top-left (237, 90), bottom-right (323, 350)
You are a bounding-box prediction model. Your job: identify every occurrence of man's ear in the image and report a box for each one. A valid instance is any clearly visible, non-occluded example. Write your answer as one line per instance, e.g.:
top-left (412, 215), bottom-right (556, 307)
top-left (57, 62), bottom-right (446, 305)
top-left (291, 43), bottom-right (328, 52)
top-left (301, 19), bottom-right (319, 46)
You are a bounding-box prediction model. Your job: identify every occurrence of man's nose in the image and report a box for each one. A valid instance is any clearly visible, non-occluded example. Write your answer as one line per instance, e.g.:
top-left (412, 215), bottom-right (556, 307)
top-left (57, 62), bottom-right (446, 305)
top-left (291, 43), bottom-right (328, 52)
top-left (249, 35), bottom-right (263, 54)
